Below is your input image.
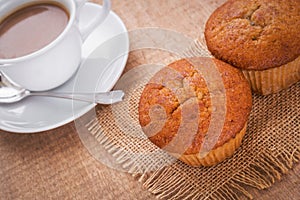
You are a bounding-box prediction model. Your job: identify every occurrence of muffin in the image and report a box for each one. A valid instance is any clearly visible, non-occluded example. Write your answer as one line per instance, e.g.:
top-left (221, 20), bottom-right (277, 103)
top-left (204, 0), bottom-right (300, 95)
top-left (138, 58), bottom-right (252, 166)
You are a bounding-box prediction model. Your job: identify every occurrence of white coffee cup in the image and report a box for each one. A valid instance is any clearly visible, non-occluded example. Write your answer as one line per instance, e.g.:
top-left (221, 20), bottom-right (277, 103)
top-left (0, 0), bottom-right (111, 91)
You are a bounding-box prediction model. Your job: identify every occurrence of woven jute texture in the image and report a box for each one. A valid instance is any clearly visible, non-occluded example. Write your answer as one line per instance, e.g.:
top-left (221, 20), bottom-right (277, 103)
top-left (85, 43), bottom-right (300, 199)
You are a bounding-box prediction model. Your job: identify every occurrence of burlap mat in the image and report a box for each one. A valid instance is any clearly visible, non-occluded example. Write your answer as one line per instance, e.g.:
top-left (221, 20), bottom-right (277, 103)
top-left (83, 41), bottom-right (300, 199)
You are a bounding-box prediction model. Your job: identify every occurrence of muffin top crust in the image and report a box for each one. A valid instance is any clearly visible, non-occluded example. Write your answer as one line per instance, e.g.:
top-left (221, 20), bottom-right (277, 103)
top-left (138, 58), bottom-right (252, 155)
top-left (205, 0), bottom-right (300, 70)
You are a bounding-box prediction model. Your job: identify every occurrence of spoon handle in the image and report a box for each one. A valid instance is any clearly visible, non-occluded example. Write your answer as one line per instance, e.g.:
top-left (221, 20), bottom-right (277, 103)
top-left (31, 90), bottom-right (124, 104)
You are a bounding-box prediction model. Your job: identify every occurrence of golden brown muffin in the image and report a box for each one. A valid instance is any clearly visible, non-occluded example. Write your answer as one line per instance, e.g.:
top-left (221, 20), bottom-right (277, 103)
top-left (205, 0), bottom-right (300, 95)
top-left (138, 58), bottom-right (252, 166)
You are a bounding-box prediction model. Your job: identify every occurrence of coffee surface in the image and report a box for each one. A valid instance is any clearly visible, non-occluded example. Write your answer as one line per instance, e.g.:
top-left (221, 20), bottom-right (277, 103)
top-left (0, 3), bottom-right (68, 59)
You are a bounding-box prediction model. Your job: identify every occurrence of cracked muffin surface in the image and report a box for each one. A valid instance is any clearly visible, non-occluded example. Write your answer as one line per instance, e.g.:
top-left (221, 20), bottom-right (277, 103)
top-left (204, 0), bottom-right (300, 70)
top-left (138, 58), bottom-right (252, 155)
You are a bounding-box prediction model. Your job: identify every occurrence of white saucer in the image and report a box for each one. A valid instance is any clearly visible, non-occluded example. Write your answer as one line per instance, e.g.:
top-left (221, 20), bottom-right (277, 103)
top-left (0, 5), bottom-right (129, 133)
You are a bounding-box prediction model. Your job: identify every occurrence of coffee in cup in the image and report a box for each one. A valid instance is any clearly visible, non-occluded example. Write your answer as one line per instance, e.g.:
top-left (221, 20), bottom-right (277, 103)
top-left (0, 3), bottom-right (69, 59)
top-left (0, 0), bottom-right (111, 91)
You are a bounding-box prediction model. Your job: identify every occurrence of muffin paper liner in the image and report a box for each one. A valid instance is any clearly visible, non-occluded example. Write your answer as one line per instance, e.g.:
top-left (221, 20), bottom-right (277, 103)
top-left (177, 124), bottom-right (247, 167)
top-left (242, 56), bottom-right (300, 95)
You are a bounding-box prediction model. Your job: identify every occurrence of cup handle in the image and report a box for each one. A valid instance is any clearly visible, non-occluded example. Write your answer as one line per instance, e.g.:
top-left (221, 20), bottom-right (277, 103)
top-left (76, 0), bottom-right (111, 41)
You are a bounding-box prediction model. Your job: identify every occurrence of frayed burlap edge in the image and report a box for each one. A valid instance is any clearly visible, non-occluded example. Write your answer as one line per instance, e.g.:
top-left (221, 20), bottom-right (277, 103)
top-left (86, 115), bottom-right (300, 199)
top-left (140, 148), bottom-right (299, 200)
